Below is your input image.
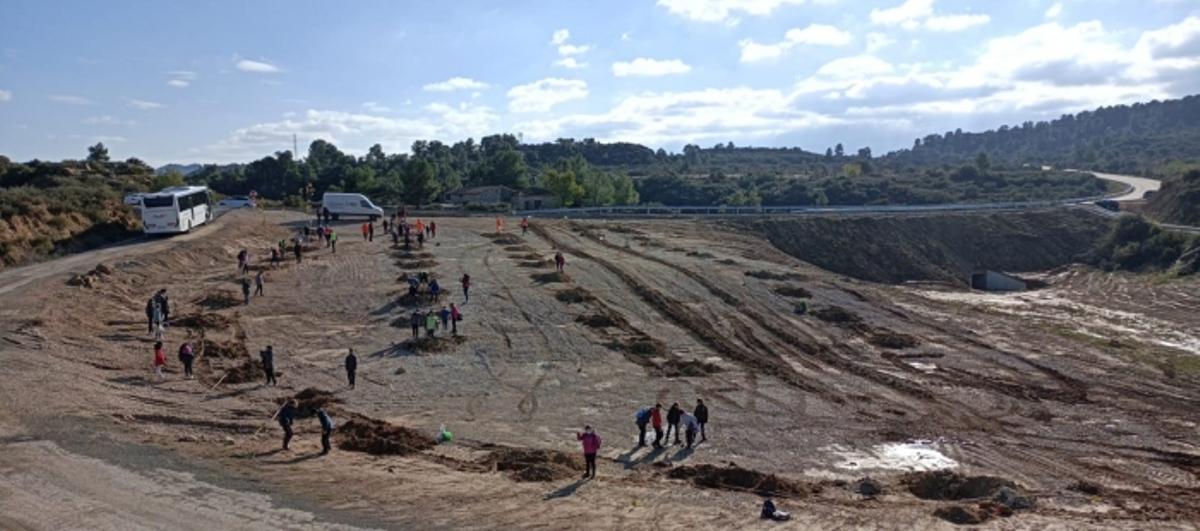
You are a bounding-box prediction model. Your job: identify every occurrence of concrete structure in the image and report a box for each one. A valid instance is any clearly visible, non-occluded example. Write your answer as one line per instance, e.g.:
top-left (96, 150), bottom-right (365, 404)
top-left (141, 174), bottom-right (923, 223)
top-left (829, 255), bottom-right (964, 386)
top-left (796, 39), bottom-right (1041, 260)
top-left (514, 188), bottom-right (559, 211)
top-left (970, 270), bottom-right (1027, 292)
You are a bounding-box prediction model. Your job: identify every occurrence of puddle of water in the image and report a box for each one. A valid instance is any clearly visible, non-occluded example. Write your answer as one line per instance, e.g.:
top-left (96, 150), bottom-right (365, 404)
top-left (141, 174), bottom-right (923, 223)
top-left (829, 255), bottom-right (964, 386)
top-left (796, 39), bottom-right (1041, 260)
top-left (830, 440), bottom-right (958, 472)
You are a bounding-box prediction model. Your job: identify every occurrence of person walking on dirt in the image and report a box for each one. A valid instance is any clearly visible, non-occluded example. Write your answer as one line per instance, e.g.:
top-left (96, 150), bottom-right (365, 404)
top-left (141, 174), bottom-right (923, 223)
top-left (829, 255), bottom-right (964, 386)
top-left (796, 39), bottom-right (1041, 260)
top-left (241, 276), bottom-right (252, 305)
top-left (316, 407), bottom-right (335, 455)
top-left (255, 270), bottom-right (265, 297)
top-left (368, 221), bottom-right (375, 242)
top-left (520, 216), bottom-right (529, 236)
top-left (417, 231), bottom-right (425, 249)
top-left (460, 274), bottom-right (471, 303)
top-left (260, 346), bottom-right (277, 386)
top-left (665, 403), bottom-right (683, 445)
top-left (438, 305), bottom-right (450, 331)
top-left (145, 297), bottom-right (157, 334)
top-left (635, 407), bottom-right (652, 448)
top-left (450, 303), bottom-right (461, 335)
top-left (410, 310), bottom-right (422, 339)
top-left (495, 216), bottom-right (504, 233)
top-left (694, 399), bottom-right (708, 442)
top-left (383, 219), bottom-right (390, 235)
top-left (651, 403), bottom-right (665, 448)
top-left (430, 221), bottom-right (437, 239)
top-left (329, 230), bottom-right (338, 254)
top-left (238, 249), bottom-right (249, 275)
top-left (293, 239), bottom-right (303, 264)
top-left (153, 289), bottom-right (171, 327)
top-left (682, 411), bottom-right (700, 449)
top-left (345, 348), bottom-right (358, 389)
top-left (178, 342), bottom-right (195, 379)
top-left (576, 425), bottom-right (602, 479)
top-left (554, 251), bottom-right (566, 273)
top-left (153, 340), bottom-right (166, 380)
top-left (360, 222), bottom-right (369, 241)
top-left (279, 399), bottom-right (297, 451)
top-left (270, 248), bottom-right (280, 268)
top-left (425, 310), bottom-right (439, 338)
top-left (429, 279), bottom-right (441, 303)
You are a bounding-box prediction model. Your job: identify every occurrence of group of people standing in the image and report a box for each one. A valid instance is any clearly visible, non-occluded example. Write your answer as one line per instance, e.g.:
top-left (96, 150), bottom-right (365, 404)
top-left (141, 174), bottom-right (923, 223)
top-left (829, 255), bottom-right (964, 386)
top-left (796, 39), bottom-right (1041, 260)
top-left (635, 399), bottom-right (709, 450)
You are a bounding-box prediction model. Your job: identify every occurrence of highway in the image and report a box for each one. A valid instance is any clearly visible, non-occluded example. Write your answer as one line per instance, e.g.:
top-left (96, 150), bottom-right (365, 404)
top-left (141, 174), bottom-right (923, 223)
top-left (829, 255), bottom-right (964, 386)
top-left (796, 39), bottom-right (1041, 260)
top-left (1087, 171), bottom-right (1162, 201)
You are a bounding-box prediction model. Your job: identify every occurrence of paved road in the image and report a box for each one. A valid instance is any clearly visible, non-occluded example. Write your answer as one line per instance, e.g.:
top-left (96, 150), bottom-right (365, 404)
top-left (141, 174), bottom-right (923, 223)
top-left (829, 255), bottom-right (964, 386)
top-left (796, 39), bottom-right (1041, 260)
top-left (1088, 171), bottom-right (1162, 201)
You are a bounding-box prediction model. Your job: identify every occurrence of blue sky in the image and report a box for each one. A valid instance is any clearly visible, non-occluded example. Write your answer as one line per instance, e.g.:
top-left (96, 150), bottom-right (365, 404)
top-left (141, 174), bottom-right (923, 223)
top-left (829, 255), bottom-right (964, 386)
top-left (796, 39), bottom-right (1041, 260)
top-left (1, 0), bottom-right (1198, 165)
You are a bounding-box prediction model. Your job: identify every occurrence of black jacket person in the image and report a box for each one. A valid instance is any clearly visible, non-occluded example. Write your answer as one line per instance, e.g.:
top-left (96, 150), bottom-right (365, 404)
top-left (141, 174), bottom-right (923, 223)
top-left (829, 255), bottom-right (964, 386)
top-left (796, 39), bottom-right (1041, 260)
top-left (278, 400), bottom-right (297, 450)
top-left (345, 349), bottom-right (358, 389)
top-left (260, 346), bottom-right (277, 386)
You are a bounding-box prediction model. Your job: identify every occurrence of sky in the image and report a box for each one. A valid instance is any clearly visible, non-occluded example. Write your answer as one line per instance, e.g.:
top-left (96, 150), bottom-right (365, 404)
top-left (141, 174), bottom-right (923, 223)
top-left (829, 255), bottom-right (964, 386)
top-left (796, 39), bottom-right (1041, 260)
top-left (0, 0), bottom-right (1198, 165)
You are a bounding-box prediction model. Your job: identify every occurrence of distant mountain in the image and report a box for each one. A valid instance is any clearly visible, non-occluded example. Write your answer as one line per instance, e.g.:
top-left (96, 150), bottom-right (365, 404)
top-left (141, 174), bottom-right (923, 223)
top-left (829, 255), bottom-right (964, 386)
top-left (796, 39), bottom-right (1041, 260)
top-left (155, 163), bottom-right (203, 176)
top-left (883, 94), bottom-right (1200, 178)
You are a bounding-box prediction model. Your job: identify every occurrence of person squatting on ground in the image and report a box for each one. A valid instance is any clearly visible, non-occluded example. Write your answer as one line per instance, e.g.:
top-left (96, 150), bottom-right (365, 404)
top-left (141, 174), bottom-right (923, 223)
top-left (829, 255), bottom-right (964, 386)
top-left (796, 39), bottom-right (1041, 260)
top-left (682, 411), bottom-right (700, 449)
top-left (410, 310), bottom-right (422, 339)
top-left (153, 340), bottom-right (166, 380)
top-left (255, 270), bottom-right (265, 297)
top-left (635, 406), bottom-right (652, 448)
top-left (460, 274), bottom-right (471, 303)
top-left (260, 345), bottom-right (277, 386)
top-left (178, 342), bottom-right (195, 379)
top-left (577, 426), bottom-right (602, 479)
top-left (279, 399), bottom-right (297, 450)
top-left (694, 399), bottom-right (709, 442)
top-left (345, 348), bottom-right (358, 389)
top-left (665, 403), bottom-right (683, 445)
top-left (316, 407), bottom-right (335, 455)
top-left (761, 498), bottom-right (790, 521)
top-left (450, 303), bottom-right (461, 335)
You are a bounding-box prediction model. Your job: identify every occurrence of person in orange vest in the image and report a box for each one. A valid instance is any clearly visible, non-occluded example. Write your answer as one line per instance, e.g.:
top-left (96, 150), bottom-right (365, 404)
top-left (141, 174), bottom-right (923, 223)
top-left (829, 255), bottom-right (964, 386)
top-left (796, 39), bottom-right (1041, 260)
top-left (495, 216), bottom-right (504, 233)
top-left (415, 219), bottom-right (425, 236)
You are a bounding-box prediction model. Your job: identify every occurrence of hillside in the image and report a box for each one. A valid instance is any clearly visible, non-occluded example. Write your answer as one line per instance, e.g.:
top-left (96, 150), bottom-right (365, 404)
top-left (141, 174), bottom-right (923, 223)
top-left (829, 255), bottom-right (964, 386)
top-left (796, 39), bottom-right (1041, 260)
top-left (0, 157), bottom-right (152, 267)
top-left (1145, 169), bottom-right (1200, 226)
top-left (883, 95), bottom-right (1200, 178)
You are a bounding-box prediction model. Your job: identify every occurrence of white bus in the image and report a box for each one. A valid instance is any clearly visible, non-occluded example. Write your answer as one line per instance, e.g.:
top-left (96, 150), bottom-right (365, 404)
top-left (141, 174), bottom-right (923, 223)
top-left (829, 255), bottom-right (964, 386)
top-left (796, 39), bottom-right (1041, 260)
top-left (141, 186), bottom-right (213, 234)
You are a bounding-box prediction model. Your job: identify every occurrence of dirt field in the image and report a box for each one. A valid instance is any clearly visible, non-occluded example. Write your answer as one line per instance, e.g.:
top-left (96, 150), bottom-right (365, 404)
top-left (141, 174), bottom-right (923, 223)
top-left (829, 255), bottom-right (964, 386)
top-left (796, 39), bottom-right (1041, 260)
top-left (0, 209), bottom-right (1197, 529)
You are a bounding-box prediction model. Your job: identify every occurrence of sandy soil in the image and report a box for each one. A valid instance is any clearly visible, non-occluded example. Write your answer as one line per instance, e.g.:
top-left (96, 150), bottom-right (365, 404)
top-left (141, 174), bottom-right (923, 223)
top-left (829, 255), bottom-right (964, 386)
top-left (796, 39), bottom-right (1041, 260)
top-left (0, 209), bottom-right (1197, 529)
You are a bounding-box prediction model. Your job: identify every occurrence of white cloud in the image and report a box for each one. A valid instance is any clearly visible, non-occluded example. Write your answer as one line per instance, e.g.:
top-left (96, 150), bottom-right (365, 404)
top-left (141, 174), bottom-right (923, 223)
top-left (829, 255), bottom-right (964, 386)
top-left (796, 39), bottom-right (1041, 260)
top-left (235, 58), bottom-right (281, 73)
top-left (48, 94), bottom-right (92, 105)
top-left (870, 0), bottom-right (988, 32)
top-left (167, 70), bottom-right (198, 80)
top-left (612, 58), bottom-right (692, 77)
top-left (557, 43), bottom-right (592, 56)
top-left (515, 87), bottom-right (844, 146)
top-left (866, 33), bottom-right (896, 53)
top-left (422, 77), bottom-right (490, 92)
top-left (925, 14), bottom-right (990, 32)
top-left (128, 99), bottom-right (165, 110)
top-left (1044, 2), bottom-right (1062, 19)
top-left (166, 79), bottom-right (190, 88)
top-left (507, 78), bottom-right (588, 112)
top-left (656, 0), bottom-right (816, 23)
top-left (0, 89), bottom-right (10, 102)
top-left (83, 115), bottom-right (135, 126)
top-left (362, 101), bottom-right (393, 113)
top-left (552, 29), bottom-right (570, 46)
top-left (621, 32), bottom-right (632, 41)
top-left (1135, 16), bottom-right (1200, 60)
top-left (739, 24), bottom-right (853, 62)
top-left (555, 57), bottom-right (587, 69)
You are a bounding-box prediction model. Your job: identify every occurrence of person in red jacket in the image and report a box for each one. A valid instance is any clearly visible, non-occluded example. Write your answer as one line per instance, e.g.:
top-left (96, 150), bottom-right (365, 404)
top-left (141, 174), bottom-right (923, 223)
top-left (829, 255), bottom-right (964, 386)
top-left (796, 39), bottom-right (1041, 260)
top-left (651, 403), bottom-right (664, 449)
top-left (576, 425), bottom-right (602, 479)
top-left (153, 340), bottom-right (166, 380)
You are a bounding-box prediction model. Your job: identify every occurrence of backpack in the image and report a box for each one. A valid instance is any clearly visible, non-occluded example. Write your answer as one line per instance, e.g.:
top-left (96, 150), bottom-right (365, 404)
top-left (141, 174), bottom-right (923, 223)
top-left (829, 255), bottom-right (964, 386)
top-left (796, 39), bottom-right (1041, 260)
top-left (635, 408), bottom-right (651, 424)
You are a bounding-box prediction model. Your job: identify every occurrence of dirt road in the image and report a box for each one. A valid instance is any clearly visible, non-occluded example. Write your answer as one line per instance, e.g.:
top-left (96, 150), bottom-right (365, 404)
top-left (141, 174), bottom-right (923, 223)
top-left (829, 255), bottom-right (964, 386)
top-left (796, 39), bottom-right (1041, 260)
top-left (0, 210), bottom-right (1197, 529)
top-left (1090, 171), bottom-right (1162, 201)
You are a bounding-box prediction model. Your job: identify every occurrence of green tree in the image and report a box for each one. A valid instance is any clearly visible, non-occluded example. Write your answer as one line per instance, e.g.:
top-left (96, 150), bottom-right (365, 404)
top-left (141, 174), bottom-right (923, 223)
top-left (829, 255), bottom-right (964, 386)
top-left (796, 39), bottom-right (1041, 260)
top-left (87, 142), bottom-right (110, 163)
top-left (402, 158), bottom-right (440, 206)
top-left (580, 172), bottom-right (615, 206)
top-left (612, 172), bottom-right (639, 205)
top-left (543, 167), bottom-right (584, 206)
top-left (975, 152), bottom-right (990, 172)
top-left (834, 143), bottom-right (844, 158)
top-left (152, 169), bottom-right (186, 191)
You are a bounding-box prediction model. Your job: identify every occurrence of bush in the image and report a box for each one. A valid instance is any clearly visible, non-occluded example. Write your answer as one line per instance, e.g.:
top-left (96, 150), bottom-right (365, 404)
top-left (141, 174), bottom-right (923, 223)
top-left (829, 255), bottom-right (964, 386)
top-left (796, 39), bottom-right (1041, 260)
top-left (1090, 215), bottom-right (1198, 273)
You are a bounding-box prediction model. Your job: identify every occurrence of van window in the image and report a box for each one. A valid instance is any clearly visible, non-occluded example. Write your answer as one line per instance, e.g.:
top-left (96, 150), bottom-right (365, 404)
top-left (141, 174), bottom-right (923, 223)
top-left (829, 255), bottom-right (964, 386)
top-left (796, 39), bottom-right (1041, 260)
top-left (359, 200), bottom-right (371, 208)
top-left (191, 191), bottom-right (209, 206)
top-left (179, 194), bottom-right (193, 210)
top-left (143, 196), bottom-right (175, 208)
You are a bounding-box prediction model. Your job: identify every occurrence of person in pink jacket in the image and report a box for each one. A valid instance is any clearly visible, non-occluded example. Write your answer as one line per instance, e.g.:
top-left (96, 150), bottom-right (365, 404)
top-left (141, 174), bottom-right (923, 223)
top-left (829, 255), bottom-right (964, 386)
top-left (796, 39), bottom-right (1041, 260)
top-left (576, 425), bottom-right (602, 479)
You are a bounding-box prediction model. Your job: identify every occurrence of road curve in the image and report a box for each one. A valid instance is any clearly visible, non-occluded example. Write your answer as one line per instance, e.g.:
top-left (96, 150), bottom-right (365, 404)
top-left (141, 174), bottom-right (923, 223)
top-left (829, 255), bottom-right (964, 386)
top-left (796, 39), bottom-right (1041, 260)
top-left (1089, 171), bottom-right (1161, 201)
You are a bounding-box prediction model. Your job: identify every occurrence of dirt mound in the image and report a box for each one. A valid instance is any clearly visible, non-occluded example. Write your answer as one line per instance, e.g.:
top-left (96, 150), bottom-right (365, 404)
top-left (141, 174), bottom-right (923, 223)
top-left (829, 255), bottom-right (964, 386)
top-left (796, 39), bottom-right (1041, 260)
top-left (812, 306), bottom-right (864, 327)
top-left (173, 313), bottom-right (234, 330)
top-left (660, 358), bottom-right (723, 377)
top-left (575, 312), bottom-right (627, 329)
top-left (934, 503), bottom-right (1011, 525)
top-left (772, 286), bottom-right (812, 298)
top-left (402, 335), bottom-right (467, 354)
top-left (67, 263), bottom-right (114, 288)
top-left (194, 290), bottom-right (241, 310)
top-left (750, 210), bottom-right (1108, 285)
top-left (531, 271), bottom-right (571, 284)
top-left (745, 270), bottom-right (807, 281)
top-left (483, 233), bottom-right (523, 245)
top-left (904, 471), bottom-right (1017, 500)
top-left (668, 464), bottom-right (810, 497)
top-left (397, 259), bottom-right (438, 269)
top-left (395, 251), bottom-right (435, 260)
top-left (291, 388), bottom-right (340, 415)
top-left (200, 338), bottom-right (249, 359)
top-left (1067, 481), bottom-right (1102, 495)
top-left (337, 417), bottom-right (436, 456)
top-left (555, 287), bottom-right (595, 304)
top-left (867, 329), bottom-right (920, 349)
top-left (481, 447), bottom-right (583, 482)
top-left (218, 358), bottom-right (267, 384)
top-left (390, 290), bottom-right (446, 309)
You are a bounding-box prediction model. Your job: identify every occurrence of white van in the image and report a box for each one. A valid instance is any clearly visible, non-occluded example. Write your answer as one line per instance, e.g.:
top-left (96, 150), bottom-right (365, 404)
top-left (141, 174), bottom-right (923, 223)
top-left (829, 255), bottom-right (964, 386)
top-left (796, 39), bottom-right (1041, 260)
top-left (321, 192), bottom-right (384, 220)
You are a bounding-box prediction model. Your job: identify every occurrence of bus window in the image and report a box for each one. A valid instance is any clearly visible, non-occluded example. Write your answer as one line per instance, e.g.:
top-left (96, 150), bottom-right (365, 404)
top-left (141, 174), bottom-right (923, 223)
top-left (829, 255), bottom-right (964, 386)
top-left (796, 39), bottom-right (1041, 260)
top-left (179, 194), bottom-right (193, 211)
top-left (143, 196), bottom-right (175, 208)
top-left (190, 191), bottom-right (209, 206)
